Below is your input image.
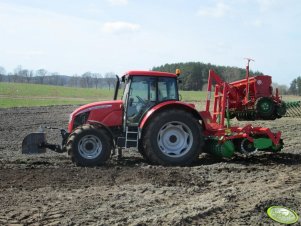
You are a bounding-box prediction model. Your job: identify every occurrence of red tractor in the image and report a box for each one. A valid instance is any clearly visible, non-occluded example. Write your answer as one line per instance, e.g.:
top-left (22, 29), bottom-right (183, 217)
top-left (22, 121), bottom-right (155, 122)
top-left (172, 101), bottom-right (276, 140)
top-left (22, 69), bottom-right (283, 166)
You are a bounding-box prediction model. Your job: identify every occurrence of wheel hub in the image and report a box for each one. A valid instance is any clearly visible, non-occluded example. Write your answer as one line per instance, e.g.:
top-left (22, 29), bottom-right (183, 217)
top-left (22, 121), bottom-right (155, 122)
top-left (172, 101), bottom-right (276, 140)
top-left (78, 135), bottom-right (102, 159)
top-left (261, 102), bottom-right (270, 112)
top-left (169, 135), bottom-right (177, 143)
top-left (240, 138), bottom-right (257, 154)
top-left (85, 143), bottom-right (94, 151)
top-left (157, 121), bottom-right (193, 158)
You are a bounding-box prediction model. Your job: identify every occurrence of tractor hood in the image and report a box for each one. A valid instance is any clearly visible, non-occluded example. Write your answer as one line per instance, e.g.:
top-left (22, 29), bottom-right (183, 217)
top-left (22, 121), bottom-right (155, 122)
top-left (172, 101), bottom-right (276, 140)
top-left (70, 100), bottom-right (123, 117)
top-left (68, 100), bottom-right (123, 132)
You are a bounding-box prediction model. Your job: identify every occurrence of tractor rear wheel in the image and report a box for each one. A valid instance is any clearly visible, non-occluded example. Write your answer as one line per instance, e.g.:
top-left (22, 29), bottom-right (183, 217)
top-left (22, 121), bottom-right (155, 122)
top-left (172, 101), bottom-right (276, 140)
top-left (142, 109), bottom-right (203, 166)
top-left (66, 124), bottom-right (112, 167)
top-left (138, 142), bottom-right (148, 161)
top-left (255, 97), bottom-right (275, 119)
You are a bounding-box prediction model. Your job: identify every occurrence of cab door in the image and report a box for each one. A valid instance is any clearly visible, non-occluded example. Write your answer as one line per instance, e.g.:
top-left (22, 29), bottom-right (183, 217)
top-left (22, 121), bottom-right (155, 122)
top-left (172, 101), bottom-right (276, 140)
top-left (126, 76), bottom-right (157, 124)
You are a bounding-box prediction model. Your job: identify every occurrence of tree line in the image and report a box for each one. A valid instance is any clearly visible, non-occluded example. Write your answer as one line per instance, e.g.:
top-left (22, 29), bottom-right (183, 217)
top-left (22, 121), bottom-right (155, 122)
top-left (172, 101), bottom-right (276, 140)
top-left (152, 62), bottom-right (265, 91)
top-left (0, 65), bottom-right (116, 90)
top-left (288, 77), bottom-right (301, 96)
top-left (1, 63), bottom-right (300, 95)
top-left (153, 62), bottom-right (301, 95)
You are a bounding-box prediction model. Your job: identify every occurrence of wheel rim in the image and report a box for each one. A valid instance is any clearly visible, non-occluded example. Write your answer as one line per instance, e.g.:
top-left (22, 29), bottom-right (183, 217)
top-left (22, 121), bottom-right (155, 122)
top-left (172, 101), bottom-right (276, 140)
top-left (78, 135), bottom-right (102, 159)
top-left (157, 121), bottom-right (193, 158)
top-left (240, 139), bottom-right (257, 154)
top-left (260, 101), bottom-right (271, 112)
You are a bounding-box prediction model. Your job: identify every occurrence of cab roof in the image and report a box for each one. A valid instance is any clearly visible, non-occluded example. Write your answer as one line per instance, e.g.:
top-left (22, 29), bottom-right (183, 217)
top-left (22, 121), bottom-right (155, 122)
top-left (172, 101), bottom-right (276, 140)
top-left (123, 70), bottom-right (177, 78)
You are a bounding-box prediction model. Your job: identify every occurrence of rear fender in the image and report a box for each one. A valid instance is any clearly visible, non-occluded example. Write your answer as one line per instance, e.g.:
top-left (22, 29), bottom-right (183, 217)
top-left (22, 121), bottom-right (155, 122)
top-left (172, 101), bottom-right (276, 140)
top-left (139, 101), bottom-right (201, 130)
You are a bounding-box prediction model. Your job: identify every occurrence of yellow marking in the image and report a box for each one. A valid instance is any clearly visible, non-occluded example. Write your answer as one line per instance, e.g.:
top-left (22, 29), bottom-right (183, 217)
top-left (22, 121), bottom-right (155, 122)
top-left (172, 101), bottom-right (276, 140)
top-left (225, 128), bottom-right (231, 135)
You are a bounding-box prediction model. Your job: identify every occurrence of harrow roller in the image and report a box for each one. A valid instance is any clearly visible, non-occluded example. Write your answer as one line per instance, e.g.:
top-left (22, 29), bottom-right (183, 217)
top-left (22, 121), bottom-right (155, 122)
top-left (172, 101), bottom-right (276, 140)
top-left (284, 101), bottom-right (301, 117)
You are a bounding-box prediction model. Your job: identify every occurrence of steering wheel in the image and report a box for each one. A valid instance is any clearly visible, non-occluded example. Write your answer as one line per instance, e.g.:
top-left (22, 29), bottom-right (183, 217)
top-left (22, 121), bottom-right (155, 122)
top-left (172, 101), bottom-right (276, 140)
top-left (136, 96), bottom-right (146, 104)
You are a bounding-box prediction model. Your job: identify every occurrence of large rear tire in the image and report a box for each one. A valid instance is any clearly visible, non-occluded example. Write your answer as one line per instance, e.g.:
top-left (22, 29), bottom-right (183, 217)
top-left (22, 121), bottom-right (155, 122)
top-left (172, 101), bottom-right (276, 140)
top-left (142, 109), bottom-right (203, 166)
top-left (66, 124), bottom-right (112, 167)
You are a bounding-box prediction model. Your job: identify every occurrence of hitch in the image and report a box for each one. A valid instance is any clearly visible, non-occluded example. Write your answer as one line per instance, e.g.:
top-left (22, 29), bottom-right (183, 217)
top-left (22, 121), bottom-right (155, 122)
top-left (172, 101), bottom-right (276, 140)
top-left (22, 127), bottom-right (69, 154)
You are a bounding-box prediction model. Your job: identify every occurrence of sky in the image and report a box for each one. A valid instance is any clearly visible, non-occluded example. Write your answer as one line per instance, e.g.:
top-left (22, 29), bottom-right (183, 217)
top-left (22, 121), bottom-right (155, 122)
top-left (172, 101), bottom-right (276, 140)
top-left (0, 0), bottom-right (300, 85)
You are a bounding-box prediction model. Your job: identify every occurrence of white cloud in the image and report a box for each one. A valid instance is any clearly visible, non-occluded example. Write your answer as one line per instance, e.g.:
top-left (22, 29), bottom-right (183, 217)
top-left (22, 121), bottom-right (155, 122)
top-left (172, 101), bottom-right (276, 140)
top-left (106, 0), bottom-right (128, 6)
top-left (103, 21), bottom-right (140, 33)
top-left (198, 2), bottom-right (230, 18)
top-left (0, 2), bottom-right (107, 73)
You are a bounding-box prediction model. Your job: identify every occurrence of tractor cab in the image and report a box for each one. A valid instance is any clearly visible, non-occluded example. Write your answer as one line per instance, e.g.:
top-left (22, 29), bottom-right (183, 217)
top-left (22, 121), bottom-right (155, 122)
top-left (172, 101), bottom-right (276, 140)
top-left (120, 71), bottom-right (179, 125)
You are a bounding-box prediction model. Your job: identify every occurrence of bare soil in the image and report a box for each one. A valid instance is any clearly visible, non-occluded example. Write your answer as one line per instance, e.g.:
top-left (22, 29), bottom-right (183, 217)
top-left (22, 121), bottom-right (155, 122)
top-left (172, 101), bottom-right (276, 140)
top-left (0, 106), bottom-right (301, 226)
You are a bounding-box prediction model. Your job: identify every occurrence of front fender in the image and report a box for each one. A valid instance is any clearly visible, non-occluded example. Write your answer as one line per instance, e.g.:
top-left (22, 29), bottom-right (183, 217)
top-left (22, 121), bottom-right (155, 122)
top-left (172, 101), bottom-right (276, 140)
top-left (139, 101), bottom-right (200, 129)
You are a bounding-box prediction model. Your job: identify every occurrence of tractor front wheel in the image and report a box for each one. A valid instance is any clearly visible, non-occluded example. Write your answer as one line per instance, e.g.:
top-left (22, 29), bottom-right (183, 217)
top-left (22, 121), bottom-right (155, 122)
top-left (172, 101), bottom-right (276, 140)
top-left (142, 109), bottom-right (203, 166)
top-left (66, 124), bottom-right (112, 167)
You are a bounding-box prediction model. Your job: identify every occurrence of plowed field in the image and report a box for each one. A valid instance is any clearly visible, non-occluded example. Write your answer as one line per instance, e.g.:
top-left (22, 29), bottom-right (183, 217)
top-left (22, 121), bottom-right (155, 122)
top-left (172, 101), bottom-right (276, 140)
top-left (0, 106), bottom-right (301, 225)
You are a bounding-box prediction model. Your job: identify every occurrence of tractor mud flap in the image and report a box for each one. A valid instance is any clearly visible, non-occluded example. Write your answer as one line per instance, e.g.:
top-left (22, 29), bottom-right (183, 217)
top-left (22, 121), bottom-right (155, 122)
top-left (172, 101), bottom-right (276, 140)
top-left (22, 132), bottom-right (47, 154)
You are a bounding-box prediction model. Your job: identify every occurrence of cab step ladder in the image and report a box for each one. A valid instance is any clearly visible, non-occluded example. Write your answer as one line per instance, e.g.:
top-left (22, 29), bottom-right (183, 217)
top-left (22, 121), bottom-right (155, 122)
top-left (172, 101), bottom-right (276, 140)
top-left (125, 126), bottom-right (139, 148)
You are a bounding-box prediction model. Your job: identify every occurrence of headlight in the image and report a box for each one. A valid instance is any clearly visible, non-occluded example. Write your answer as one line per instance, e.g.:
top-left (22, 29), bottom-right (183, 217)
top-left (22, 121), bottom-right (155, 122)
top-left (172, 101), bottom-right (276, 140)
top-left (73, 112), bottom-right (90, 129)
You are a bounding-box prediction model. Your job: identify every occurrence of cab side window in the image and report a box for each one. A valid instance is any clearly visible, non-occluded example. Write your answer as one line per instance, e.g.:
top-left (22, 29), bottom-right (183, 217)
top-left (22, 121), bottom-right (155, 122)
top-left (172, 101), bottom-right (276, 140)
top-left (158, 77), bottom-right (178, 101)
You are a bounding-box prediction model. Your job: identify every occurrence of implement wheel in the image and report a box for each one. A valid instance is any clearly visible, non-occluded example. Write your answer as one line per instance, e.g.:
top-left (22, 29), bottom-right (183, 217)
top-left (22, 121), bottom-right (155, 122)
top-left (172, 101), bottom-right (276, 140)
top-left (240, 138), bottom-right (257, 154)
top-left (276, 101), bottom-right (287, 118)
top-left (67, 124), bottom-right (112, 166)
top-left (142, 109), bottom-right (203, 166)
top-left (255, 97), bottom-right (275, 119)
